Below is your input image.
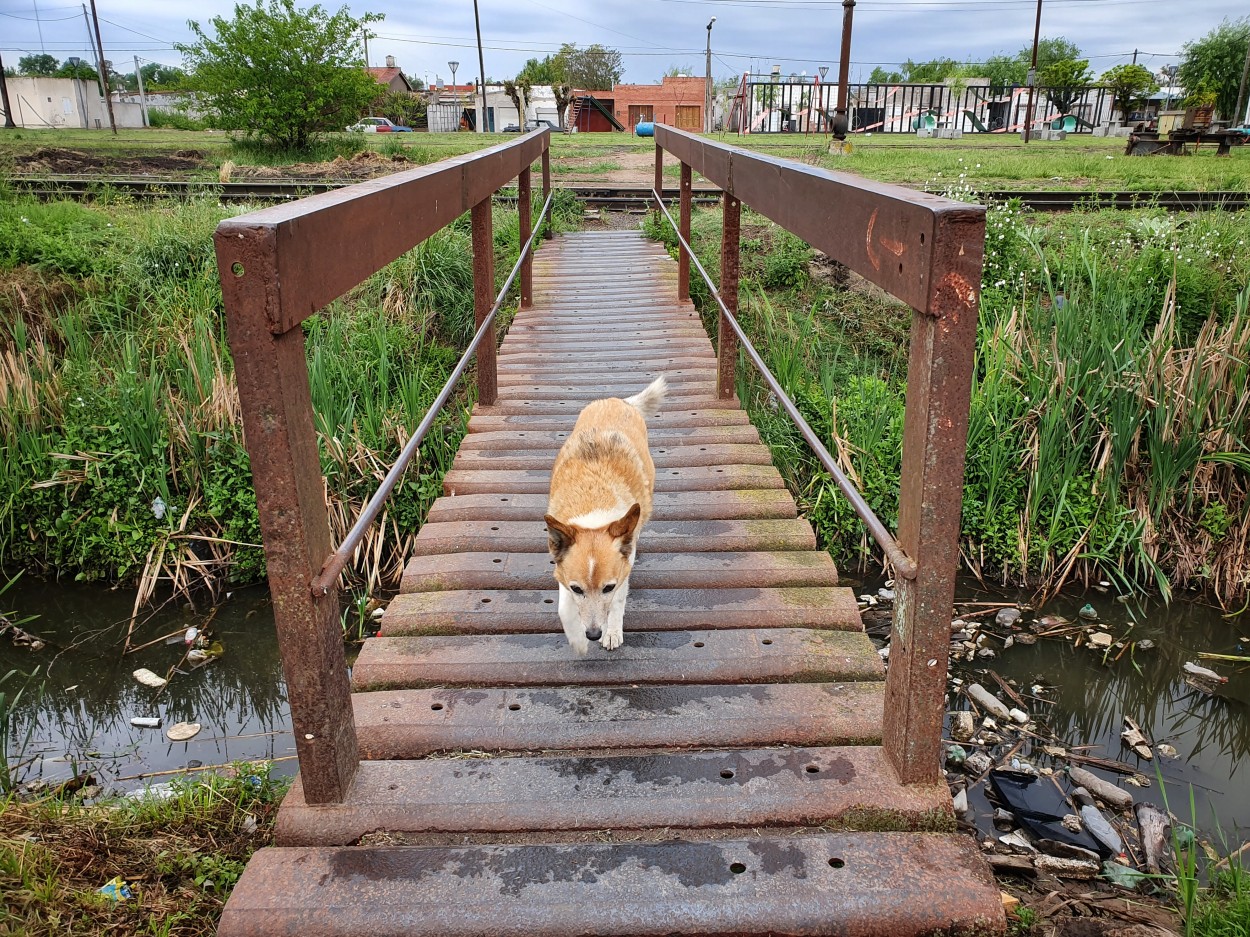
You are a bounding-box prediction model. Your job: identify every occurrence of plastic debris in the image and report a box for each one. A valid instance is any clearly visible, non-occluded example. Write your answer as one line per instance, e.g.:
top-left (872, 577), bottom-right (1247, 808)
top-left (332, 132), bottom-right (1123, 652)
top-left (1183, 661), bottom-right (1227, 684)
top-left (877, 587), bottom-right (895, 602)
top-left (999, 830), bottom-right (1036, 851)
top-left (1062, 814), bottom-right (1083, 833)
top-left (1078, 803), bottom-right (1124, 857)
top-left (1009, 708), bottom-right (1030, 725)
top-left (1158, 743), bottom-right (1179, 758)
top-left (97, 876), bottom-right (132, 901)
top-left (964, 752), bottom-right (993, 776)
top-left (966, 683), bottom-right (1012, 720)
top-left (1088, 631), bottom-right (1113, 649)
top-left (1136, 639), bottom-right (1155, 650)
top-left (132, 668), bottom-right (168, 689)
top-left (1135, 802), bottom-right (1171, 875)
top-left (129, 716), bottom-right (160, 728)
top-left (950, 710), bottom-right (975, 741)
top-left (151, 496), bottom-right (167, 520)
top-left (989, 769), bottom-right (1103, 855)
top-left (1078, 603), bottom-right (1098, 621)
top-left (952, 787), bottom-right (969, 816)
top-left (1036, 840), bottom-right (1099, 862)
top-left (1121, 716), bottom-right (1153, 760)
top-left (166, 722), bottom-right (202, 742)
top-left (1068, 766), bottom-right (1134, 809)
top-left (184, 627), bottom-right (199, 645)
top-left (995, 607), bottom-right (1021, 628)
top-left (1102, 861), bottom-right (1148, 890)
top-left (993, 808), bottom-right (1015, 829)
top-left (945, 744), bottom-right (968, 767)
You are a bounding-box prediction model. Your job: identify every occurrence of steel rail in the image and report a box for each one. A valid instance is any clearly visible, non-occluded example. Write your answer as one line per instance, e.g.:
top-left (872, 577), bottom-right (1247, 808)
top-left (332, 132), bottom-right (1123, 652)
top-left (309, 190), bottom-right (555, 596)
top-left (650, 187), bottom-right (917, 581)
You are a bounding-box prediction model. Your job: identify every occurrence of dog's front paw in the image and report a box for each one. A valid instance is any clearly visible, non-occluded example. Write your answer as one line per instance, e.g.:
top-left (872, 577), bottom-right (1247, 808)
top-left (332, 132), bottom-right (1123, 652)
top-left (568, 636), bottom-right (591, 657)
top-left (600, 628), bottom-right (623, 651)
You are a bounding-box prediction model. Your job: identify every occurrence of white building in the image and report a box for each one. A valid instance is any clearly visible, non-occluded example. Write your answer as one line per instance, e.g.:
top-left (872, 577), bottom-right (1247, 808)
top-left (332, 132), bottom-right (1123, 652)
top-left (2, 76), bottom-right (145, 129)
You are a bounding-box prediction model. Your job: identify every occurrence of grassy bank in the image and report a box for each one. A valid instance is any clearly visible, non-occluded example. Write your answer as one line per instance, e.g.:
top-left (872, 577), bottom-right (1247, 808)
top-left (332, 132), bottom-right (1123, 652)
top-left (0, 765), bottom-right (286, 937)
top-left (0, 185), bottom-right (581, 594)
top-left (644, 197), bottom-right (1250, 605)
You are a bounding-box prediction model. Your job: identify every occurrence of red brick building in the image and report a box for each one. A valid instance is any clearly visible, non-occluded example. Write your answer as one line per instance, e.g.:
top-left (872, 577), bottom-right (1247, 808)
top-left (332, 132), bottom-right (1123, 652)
top-left (573, 76), bottom-right (707, 132)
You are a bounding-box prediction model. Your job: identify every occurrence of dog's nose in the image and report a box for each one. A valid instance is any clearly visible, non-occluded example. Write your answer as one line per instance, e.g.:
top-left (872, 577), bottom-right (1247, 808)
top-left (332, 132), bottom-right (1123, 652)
top-left (585, 627), bottom-right (602, 642)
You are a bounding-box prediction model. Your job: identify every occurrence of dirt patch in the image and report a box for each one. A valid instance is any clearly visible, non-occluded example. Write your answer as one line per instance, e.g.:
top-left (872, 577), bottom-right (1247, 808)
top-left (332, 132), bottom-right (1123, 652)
top-left (14, 146), bottom-right (208, 175)
top-left (0, 266), bottom-right (84, 330)
top-left (230, 150), bottom-right (413, 181)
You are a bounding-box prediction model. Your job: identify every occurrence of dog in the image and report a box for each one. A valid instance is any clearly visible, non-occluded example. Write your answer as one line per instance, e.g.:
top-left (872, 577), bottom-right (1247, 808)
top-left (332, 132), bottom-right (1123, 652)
top-left (544, 376), bottom-right (667, 655)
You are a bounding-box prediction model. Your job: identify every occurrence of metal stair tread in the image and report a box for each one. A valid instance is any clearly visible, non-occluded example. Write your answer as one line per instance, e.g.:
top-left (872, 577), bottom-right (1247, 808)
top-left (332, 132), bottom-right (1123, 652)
top-left (381, 585), bottom-right (863, 635)
top-left (352, 681), bottom-right (885, 758)
top-left (468, 408), bottom-right (752, 431)
top-left (443, 464), bottom-right (784, 495)
top-left (274, 746), bottom-right (943, 846)
top-left (458, 425), bottom-right (760, 449)
top-left (450, 442), bottom-right (771, 469)
top-left (424, 490), bottom-right (796, 523)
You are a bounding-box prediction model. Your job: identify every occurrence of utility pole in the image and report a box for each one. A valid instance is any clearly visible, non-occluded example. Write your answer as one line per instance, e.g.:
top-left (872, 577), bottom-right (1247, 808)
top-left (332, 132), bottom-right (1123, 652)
top-left (1022, 0), bottom-right (1043, 144)
top-left (87, 0), bottom-right (117, 133)
top-left (81, 5), bottom-right (105, 99)
top-left (134, 55), bottom-right (149, 127)
top-left (1132, 48), bottom-right (1138, 65)
top-left (362, 28), bottom-right (369, 67)
top-left (705, 17), bottom-right (716, 133)
top-left (473, 0), bottom-right (487, 132)
top-left (831, 0), bottom-right (855, 140)
top-left (0, 52), bottom-right (16, 129)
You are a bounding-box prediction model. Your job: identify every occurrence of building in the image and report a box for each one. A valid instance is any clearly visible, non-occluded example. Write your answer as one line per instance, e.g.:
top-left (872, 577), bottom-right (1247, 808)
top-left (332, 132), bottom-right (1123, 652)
top-left (1, 76), bottom-right (144, 129)
top-left (367, 56), bottom-right (414, 94)
top-left (572, 76), bottom-right (707, 132)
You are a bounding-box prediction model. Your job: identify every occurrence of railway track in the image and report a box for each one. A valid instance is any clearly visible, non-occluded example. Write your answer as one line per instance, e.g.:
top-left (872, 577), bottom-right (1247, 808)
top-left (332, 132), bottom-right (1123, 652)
top-left (9, 174), bottom-right (1250, 212)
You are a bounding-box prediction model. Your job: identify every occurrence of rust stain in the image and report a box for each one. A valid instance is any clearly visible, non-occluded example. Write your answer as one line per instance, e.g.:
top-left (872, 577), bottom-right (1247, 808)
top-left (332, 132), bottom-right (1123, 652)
top-left (865, 208), bottom-right (881, 271)
top-left (878, 235), bottom-right (906, 257)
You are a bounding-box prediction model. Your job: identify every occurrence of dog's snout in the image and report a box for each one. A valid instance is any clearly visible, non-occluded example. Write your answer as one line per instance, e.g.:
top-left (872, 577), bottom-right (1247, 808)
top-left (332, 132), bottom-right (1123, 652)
top-left (585, 626), bottom-right (602, 642)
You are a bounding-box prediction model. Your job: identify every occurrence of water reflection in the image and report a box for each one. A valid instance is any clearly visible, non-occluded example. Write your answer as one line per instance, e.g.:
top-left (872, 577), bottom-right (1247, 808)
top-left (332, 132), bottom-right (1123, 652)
top-left (1, 579), bottom-right (294, 790)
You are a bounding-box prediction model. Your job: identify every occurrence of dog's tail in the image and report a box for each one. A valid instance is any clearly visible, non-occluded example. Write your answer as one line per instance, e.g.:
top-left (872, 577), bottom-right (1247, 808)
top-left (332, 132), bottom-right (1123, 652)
top-left (624, 376), bottom-right (667, 421)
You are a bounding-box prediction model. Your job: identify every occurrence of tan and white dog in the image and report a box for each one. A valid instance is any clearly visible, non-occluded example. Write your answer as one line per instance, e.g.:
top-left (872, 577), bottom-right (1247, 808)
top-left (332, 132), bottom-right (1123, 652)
top-left (544, 376), bottom-right (667, 655)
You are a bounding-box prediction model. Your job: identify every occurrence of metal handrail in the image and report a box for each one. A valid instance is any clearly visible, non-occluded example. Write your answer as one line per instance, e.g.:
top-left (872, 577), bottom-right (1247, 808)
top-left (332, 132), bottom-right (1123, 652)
top-left (310, 191), bottom-right (555, 596)
top-left (650, 188), bottom-right (917, 581)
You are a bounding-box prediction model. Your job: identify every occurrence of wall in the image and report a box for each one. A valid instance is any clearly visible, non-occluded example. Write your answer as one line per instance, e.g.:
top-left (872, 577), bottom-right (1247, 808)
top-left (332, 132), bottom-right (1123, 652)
top-left (3, 76), bottom-right (146, 129)
top-left (588, 76), bottom-right (706, 132)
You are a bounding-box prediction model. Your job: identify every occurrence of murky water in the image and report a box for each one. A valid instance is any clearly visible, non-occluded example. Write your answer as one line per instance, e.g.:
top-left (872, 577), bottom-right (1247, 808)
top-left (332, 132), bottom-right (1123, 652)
top-left (3, 575), bottom-right (1248, 847)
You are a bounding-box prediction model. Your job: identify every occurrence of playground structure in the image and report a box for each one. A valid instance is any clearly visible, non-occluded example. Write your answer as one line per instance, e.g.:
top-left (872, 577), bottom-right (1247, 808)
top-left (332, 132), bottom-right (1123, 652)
top-left (727, 73), bottom-right (1114, 135)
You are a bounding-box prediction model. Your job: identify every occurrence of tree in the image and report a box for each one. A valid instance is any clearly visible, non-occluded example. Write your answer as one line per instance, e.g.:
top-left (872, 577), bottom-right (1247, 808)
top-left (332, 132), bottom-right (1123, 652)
top-left (121, 62), bottom-right (187, 92)
top-left (374, 88), bottom-right (423, 128)
top-left (663, 64), bottom-right (696, 78)
top-left (868, 66), bottom-right (903, 84)
top-left (519, 54), bottom-right (572, 127)
top-left (1039, 58), bottom-right (1093, 114)
top-left (502, 76), bottom-right (531, 127)
top-left (1177, 18), bottom-right (1249, 120)
top-left (55, 59), bottom-right (99, 82)
top-left (1101, 64), bottom-right (1159, 122)
top-left (977, 37), bottom-right (1083, 89)
top-left (18, 54), bottom-right (59, 77)
top-left (177, 0), bottom-right (383, 150)
top-left (557, 43), bottom-right (624, 90)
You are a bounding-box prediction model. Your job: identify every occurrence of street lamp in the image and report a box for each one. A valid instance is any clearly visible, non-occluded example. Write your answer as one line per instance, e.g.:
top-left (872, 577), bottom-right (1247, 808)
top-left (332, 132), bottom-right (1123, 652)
top-left (448, 61), bottom-right (458, 95)
top-left (705, 17), bottom-right (716, 133)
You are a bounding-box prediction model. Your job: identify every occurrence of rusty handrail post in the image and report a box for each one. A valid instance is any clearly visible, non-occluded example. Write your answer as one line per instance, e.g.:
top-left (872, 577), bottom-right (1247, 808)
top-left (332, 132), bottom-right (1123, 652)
top-left (718, 193), bottom-right (741, 399)
top-left (654, 142), bottom-right (663, 216)
top-left (882, 213), bottom-right (984, 785)
top-left (471, 197), bottom-right (497, 406)
top-left (541, 148), bottom-right (552, 239)
top-left (519, 167), bottom-right (533, 308)
top-left (678, 161), bottom-right (692, 302)
top-left (214, 236), bottom-right (358, 805)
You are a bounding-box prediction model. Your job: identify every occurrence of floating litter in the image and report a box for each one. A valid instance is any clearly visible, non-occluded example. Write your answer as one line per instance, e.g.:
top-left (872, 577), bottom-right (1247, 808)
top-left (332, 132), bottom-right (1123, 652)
top-left (166, 722), bottom-right (202, 742)
top-left (132, 668), bottom-right (167, 689)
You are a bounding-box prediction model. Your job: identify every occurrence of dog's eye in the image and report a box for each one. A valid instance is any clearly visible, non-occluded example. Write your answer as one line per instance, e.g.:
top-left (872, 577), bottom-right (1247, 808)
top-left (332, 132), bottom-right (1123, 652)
top-left (570, 585), bottom-right (584, 596)
top-left (602, 584), bottom-right (615, 594)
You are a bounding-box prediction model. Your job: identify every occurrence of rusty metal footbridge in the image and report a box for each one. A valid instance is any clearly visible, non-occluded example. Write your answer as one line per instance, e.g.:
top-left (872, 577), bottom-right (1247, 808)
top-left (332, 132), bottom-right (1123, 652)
top-left (214, 127), bottom-right (1003, 936)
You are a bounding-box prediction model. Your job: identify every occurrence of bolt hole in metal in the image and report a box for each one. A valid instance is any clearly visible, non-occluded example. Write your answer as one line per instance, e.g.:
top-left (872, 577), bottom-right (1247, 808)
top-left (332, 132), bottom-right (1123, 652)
top-left (480, 597), bottom-right (492, 603)
top-left (694, 641), bottom-right (705, 648)
top-left (829, 857), bottom-right (845, 869)
top-left (805, 764), bottom-right (819, 773)
top-left (231, 261), bottom-right (245, 277)
top-left (508, 703), bottom-right (521, 711)
top-left (493, 558), bottom-right (502, 564)
top-left (730, 862), bottom-right (747, 874)
top-left (544, 598), bottom-right (554, 604)
top-left (431, 703), bottom-right (444, 711)
top-left (720, 768), bottom-right (734, 779)
top-left (762, 638), bottom-right (772, 645)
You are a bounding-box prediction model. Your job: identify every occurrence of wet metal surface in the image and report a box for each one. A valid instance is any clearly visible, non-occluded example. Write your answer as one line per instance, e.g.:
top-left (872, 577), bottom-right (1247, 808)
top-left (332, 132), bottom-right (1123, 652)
top-left (220, 833), bottom-right (1003, 937)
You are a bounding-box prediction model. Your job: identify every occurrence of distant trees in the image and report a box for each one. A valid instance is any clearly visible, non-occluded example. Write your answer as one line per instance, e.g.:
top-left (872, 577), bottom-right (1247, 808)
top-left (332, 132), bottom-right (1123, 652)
top-left (177, 0), bottom-right (382, 150)
top-left (558, 43), bottom-right (624, 90)
top-left (121, 63), bottom-right (187, 92)
top-left (980, 38), bottom-right (1084, 89)
top-left (1177, 18), bottom-right (1250, 120)
top-left (1100, 64), bottom-right (1159, 121)
top-left (517, 54), bottom-right (571, 127)
top-left (18, 54), bottom-right (59, 77)
top-left (1040, 57), bottom-right (1093, 113)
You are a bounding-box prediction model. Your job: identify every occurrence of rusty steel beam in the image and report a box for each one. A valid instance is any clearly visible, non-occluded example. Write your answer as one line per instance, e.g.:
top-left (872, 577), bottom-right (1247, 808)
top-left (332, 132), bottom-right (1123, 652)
top-left (541, 148), bottom-right (552, 239)
top-left (653, 124), bottom-right (985, 315)
top-left (471, 198), bottom-right (497, 406)
top-left (654, 142), bottom-right (664, 215)
top-left (883, 208), bottom-right (984, 785)
top-left (718, 193), bottom-right (741, 399)
top-left (214, 234), bottom-right (358, 804)
top-left (213, 130), bottom-right (548, 334)
top-left (678, 161), bottom-right (692, 302)
top-left (519, 167), bottom-right (533, 308)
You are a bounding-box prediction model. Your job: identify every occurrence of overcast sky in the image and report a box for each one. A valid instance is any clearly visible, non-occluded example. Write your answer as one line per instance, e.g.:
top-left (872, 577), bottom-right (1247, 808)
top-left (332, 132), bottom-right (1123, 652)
top-left (2, 0), bottom-right (1246, 85)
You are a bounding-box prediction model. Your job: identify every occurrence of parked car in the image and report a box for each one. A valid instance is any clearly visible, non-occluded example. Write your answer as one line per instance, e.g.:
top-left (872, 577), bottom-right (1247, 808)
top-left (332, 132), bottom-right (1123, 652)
top-left (346, 117), bottom-right (413, 133)
top-left (502, 119), bottom-right (559, 133)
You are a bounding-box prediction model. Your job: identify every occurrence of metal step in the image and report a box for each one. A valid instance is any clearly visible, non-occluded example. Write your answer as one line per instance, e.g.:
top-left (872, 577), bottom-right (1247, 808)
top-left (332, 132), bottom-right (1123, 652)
top-left (424, 490), bottom-right (796, 523)
top-left (274, 746), bottom-right (942, 845)
top-left (380, 585), bottom-right (863, 635)
top-left (411, 518), bottom-right (815, 555)
top-left (352, 681), bottom-right (885, 758)
top-left (468, 407), bottom-right (752, 432)
top-left (399, 550), bottom-right (837, 593)
top-left (450, 442), bottom-right (770, 470)
top-left (352, 628), bottom-right (877, 691)
top-left (458, 424), bottom-right (760, 450)
top-left (443, 463), bottom-right (784, 495)
top-left (220, 833), bottom-right (1004, 937)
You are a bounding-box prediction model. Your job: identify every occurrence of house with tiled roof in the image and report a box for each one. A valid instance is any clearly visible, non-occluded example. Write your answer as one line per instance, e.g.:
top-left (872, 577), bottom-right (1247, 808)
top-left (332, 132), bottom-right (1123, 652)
top-left (366, 56), bottom-right (414, 94)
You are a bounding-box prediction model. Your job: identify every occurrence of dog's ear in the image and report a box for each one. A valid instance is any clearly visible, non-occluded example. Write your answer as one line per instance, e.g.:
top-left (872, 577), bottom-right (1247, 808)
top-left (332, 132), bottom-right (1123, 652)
top-left (545, 514), bottom-right (577, 562)
top-left (608, 503), bottom-right (642, 556)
